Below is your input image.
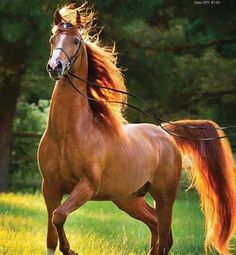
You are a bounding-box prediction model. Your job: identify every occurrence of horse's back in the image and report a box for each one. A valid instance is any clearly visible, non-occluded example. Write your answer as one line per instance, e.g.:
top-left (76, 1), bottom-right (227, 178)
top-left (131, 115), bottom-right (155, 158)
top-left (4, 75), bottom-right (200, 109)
top-left (123, 123), bottom-right (170, 141)
top-left (123, 123), bottom-right (179, 153)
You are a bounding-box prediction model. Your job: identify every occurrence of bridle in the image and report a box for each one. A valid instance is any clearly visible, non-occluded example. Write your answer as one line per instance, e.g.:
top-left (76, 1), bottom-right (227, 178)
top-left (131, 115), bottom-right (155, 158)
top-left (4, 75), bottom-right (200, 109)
top-left (48, 22), bottom-right (83, 74)
top-left (54, 38), bottom-right (82, 74)
top-left (51, 29), bottom-right (236, 141)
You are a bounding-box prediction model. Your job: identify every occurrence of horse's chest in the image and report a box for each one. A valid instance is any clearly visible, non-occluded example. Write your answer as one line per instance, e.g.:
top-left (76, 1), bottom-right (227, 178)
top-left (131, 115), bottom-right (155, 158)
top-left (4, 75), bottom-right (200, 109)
top-left (38, 136), bottom-right (88, 192)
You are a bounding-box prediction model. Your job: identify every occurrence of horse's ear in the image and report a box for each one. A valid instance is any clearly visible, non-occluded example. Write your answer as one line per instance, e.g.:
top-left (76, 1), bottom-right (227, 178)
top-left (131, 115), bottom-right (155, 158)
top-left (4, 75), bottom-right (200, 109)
top-left (54, 9), bottom-right (62, 25)
top-left (76, 10), bottom-right (82, 27)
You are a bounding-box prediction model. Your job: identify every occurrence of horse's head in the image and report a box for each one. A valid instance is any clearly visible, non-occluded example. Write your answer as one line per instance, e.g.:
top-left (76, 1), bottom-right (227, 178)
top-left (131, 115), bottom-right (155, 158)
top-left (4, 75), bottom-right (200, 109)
top-left (46, 9), bottom-right (83, 80)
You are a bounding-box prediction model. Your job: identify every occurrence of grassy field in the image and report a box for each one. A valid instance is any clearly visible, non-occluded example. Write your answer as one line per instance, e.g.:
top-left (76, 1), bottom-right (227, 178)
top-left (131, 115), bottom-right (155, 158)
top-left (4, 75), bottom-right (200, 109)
top-left (0, 191), bottom-right (213, 255)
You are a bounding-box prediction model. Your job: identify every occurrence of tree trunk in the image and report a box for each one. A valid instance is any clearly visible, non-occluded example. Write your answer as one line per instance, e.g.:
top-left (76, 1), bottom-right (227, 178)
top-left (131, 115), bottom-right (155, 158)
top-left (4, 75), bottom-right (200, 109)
top-left (0, 70), bottom-right (22, 192)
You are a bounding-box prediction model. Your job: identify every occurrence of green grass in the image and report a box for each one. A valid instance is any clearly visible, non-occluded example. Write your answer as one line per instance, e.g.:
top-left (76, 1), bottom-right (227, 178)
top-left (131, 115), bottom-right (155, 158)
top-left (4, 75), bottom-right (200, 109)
top-left (0, 191), bottom-right (214, 255)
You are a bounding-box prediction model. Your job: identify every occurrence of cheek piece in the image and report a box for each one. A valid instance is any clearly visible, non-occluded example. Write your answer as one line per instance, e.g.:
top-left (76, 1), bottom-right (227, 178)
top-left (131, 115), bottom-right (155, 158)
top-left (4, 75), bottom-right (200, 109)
top-left (54, 39), bottom-right (82, 74)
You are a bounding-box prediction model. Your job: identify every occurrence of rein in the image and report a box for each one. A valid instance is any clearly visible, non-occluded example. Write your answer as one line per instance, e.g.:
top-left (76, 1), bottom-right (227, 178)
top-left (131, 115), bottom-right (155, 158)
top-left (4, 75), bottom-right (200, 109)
top-left (66, 73), bottom-right (236, 141)
top-left (54, 43), bottom-right (236, 141)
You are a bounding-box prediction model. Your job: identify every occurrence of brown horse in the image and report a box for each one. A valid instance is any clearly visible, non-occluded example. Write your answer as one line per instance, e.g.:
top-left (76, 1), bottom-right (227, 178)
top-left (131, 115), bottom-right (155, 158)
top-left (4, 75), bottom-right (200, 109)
top-left (38, 4), bottom-right (236, 255)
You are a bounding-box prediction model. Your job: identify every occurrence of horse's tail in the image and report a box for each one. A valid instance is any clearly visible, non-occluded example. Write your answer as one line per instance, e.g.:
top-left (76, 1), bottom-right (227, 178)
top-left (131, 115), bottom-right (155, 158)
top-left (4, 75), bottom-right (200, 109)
top-left (164, 119), bottom-right (236, 255)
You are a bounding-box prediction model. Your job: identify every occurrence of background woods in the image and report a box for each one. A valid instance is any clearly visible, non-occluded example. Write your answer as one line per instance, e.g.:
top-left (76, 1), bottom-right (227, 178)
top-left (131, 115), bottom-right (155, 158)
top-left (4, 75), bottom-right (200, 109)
top-left (0, 0), bottom-right (236, 191)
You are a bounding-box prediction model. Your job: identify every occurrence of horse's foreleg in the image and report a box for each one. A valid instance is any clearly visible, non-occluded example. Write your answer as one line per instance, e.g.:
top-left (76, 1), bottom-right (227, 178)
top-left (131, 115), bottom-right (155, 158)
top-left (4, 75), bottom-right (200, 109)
top-left (42, 180), bottom-right (63, 255)
top-left (113, 195), bottom-right (158, 255)
top-left (52, 178), bottom-right (95, 255)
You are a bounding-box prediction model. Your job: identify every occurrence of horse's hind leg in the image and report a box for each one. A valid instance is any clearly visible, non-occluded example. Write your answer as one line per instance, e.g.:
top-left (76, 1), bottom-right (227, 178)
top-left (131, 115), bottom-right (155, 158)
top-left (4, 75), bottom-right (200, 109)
top-left (113, 195), bottom-right (158, 255)
top-left (153, 192), bottom-right (175, 255)
top-left (150, 172), bottom-right (180, 254)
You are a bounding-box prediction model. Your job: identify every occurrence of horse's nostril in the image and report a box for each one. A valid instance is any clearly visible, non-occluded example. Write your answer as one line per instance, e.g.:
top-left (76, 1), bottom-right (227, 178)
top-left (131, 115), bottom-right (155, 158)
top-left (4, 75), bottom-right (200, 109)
top-left (46, 64), bottom-right (53, 72)
top-left (56, 61), bottom-right (63, 71)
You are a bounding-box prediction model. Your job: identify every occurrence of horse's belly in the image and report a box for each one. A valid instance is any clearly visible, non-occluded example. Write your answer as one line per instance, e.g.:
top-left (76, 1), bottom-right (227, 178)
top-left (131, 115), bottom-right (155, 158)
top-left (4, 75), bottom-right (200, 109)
top-left (94, 166), bottom-right (153, 200)
top-left (94, 125), bottom-right (165, 200)
top-left (95, 147), bottom-right (157, 200)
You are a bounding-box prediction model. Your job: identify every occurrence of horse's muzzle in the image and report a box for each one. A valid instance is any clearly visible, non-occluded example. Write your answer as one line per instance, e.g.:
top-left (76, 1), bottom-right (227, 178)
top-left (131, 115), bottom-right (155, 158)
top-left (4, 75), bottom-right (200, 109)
top-left (46, 60), bottom-right (64, 80)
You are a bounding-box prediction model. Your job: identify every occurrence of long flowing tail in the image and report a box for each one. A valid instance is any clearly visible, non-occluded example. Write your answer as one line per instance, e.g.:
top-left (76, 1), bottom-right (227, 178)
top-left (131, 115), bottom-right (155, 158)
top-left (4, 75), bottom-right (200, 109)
top-left (165, 119), bottom-right (236, 255)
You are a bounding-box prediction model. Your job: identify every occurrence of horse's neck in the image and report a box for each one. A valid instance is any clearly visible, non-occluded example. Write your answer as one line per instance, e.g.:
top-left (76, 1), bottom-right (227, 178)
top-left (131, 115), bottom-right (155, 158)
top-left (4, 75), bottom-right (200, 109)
top-left (47, 45), bottom-right (93, 141)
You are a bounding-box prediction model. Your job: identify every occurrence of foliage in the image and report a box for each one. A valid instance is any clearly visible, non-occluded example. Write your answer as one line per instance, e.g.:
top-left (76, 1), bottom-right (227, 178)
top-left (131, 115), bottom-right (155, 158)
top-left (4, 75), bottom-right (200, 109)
top-left (10, 100), bottom-right (49, 182)
top-left (13, 100), bottom-right (49, 132)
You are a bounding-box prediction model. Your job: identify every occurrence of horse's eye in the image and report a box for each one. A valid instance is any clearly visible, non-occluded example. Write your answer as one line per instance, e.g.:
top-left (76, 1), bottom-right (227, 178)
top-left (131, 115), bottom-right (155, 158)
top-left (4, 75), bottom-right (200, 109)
top-left (73, 38), bottom-right (80, 45)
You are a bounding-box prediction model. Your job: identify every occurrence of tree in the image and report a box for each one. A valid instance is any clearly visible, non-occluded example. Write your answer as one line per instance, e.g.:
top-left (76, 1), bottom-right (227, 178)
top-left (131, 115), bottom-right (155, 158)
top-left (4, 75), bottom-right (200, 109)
top-left (0, 1), bottom-right (58, 191)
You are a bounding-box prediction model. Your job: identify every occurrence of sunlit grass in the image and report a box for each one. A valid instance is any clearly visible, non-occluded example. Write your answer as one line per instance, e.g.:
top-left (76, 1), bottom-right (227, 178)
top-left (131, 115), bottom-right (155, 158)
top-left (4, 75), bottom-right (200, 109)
top-left (0, 191), bottom-right (215, 255)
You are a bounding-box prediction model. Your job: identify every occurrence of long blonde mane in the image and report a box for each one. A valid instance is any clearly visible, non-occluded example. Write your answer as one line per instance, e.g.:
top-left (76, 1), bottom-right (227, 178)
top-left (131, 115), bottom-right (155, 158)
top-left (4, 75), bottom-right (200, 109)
top-left (57, 3), bottom-right (128, 136)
